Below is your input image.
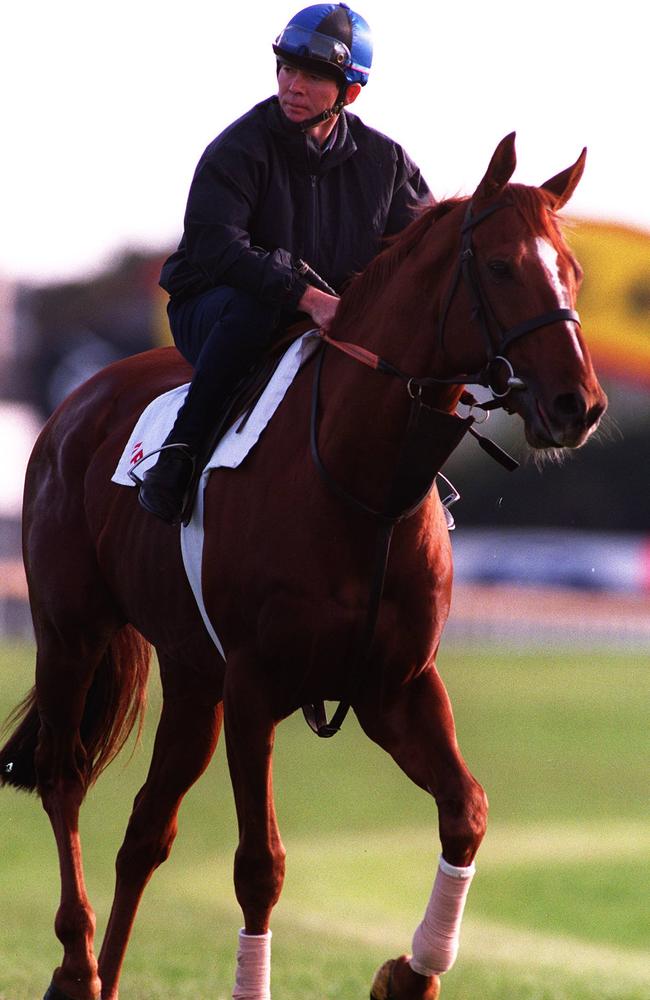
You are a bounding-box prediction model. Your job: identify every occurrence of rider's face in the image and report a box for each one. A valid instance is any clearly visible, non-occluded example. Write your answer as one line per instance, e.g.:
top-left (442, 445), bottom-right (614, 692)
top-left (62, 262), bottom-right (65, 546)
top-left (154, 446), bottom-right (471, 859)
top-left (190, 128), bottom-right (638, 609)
top-left (277, 63), bottom-right (340, 125)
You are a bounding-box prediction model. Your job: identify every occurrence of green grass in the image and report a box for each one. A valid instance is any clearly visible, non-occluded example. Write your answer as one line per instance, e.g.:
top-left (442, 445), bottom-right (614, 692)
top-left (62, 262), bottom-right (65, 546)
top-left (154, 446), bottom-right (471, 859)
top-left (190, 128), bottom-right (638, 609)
top-left (0, 641), bottom-right (648, 999)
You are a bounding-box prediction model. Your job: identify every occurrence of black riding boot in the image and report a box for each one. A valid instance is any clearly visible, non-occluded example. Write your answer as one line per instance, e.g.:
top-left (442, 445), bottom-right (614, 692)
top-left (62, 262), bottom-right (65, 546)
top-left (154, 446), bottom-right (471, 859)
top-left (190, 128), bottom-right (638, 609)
top-left (137, 442), bottom-right (196, 524)
top-left (138, 365), bottom-right (226, 524)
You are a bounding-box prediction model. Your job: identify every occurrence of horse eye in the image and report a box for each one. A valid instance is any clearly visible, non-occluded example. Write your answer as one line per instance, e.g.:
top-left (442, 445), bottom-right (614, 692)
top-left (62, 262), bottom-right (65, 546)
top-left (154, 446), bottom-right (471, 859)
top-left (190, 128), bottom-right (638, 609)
top-left (488, 259), bottom-right (510, 278)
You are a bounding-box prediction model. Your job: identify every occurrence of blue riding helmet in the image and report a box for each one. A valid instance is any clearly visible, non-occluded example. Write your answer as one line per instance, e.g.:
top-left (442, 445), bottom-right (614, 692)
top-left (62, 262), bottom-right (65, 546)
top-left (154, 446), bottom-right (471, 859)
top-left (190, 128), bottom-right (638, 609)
top-left (273, 3), bottom-right (373, 87)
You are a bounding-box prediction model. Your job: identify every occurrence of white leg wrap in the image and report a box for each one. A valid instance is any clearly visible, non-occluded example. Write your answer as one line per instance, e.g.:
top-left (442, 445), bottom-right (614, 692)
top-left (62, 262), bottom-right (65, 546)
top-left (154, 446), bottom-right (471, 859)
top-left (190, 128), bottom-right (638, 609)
top-left (410, 855), bottom-right (476, 977)
top-left (232, 928), bottom-right (272, 1000)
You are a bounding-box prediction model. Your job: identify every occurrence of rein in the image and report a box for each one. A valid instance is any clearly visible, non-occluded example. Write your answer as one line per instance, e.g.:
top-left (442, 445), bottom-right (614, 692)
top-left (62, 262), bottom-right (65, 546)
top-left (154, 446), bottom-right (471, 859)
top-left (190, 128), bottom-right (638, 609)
top-left (302, 196), bottom-right (581, 738)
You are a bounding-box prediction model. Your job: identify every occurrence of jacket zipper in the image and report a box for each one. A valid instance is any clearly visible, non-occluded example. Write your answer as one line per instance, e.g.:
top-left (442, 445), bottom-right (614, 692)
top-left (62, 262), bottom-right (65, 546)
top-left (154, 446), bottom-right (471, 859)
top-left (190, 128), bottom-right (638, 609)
top-left (309, 174), bottom-right (320, 268)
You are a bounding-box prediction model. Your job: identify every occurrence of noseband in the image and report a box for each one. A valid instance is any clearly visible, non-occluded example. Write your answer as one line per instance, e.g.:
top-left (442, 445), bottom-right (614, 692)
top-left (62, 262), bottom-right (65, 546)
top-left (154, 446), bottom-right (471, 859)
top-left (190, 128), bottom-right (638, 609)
top-left (437, 199), bottom-right (581, 398)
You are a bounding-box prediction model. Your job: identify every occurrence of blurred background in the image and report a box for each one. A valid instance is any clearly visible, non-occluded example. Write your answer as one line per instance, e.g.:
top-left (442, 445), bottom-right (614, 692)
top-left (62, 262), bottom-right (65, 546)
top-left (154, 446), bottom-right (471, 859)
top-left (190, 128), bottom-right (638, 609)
top-left (1, 0), bottom-right (648, 647)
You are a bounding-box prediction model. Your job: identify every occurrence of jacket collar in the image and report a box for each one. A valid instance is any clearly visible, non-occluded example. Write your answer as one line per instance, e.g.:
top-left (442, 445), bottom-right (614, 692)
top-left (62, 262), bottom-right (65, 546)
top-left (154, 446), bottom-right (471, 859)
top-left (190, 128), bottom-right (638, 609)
top-left (262, 96), bottom-right (357, 174)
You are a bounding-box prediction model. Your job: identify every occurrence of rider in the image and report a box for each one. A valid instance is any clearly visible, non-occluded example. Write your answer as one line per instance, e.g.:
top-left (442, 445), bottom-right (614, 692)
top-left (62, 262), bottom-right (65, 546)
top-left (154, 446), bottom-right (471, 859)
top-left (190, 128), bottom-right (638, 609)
top-left (139, 2), bottom-right (431, 524)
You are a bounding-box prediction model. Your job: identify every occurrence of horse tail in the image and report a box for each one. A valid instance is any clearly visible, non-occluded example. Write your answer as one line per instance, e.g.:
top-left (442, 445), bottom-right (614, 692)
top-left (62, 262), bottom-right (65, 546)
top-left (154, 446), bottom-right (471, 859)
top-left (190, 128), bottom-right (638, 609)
top-left (79, 624), bottom-right (153, 786)
top-left (0, 625), bottom-right (152, 793)
top-left (0, 687), bottom-right (41, 791)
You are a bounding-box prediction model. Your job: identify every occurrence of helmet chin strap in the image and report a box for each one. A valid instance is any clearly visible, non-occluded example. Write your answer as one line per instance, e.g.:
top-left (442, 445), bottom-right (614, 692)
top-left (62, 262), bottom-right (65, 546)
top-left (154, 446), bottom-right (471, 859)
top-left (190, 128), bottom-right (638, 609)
top-left (283, 75), bottom-right (347, 133)
top-left (298, 89), bottom-right (346, 132)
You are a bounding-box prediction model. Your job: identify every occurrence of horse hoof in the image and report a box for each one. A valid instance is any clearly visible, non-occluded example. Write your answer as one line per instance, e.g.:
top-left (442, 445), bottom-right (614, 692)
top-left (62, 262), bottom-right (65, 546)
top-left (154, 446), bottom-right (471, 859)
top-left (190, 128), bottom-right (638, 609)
top-left (370, 958), bottom-right (397, 1000)
top-left (43, 984), bottom-right (75, 1000)
top-left (43, 982), bottom-right (99, 1000)
top-left (370, 955), bottom-right (441, 1000)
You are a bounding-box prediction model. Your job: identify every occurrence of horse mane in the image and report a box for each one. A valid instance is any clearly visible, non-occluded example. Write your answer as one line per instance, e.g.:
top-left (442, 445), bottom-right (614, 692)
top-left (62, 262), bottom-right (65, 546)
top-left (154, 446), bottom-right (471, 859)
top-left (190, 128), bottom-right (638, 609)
top-left (333, 199), bottom-right (463, 331)
top-left (332, 184), bottom-right (576, 333)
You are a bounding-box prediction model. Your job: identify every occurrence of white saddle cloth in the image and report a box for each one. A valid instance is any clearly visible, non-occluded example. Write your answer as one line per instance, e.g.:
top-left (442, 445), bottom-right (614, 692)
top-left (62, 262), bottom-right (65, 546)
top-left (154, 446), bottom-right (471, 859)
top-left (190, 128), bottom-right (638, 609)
top-left (112, 331), bottom-right (320, 658)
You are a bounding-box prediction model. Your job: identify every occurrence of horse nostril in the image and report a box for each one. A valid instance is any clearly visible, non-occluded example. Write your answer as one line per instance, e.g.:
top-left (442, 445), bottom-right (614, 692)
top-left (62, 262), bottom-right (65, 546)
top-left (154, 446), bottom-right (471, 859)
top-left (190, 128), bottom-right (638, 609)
top-left (553, 392), bottom-right (587, 420)
top-left (587, 400), bottom-right (607, 427)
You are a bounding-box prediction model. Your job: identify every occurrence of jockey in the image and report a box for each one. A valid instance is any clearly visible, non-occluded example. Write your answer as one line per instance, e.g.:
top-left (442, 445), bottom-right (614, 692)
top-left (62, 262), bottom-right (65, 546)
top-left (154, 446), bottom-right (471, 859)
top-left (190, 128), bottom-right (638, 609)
top-left (139, 2), bottom-right (431, 524)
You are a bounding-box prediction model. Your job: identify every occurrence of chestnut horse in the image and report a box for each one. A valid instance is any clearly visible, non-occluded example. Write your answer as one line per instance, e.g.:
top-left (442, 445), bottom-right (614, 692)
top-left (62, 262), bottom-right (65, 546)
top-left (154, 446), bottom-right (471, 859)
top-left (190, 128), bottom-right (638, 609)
top-left (1, 134), bottom-right (606, 1000)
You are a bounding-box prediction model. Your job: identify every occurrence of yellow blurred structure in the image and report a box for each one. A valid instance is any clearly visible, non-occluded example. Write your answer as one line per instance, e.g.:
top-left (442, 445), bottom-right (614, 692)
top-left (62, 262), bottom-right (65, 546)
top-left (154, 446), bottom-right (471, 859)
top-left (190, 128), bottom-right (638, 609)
top-left (568, 219), bottom-right (650, 386)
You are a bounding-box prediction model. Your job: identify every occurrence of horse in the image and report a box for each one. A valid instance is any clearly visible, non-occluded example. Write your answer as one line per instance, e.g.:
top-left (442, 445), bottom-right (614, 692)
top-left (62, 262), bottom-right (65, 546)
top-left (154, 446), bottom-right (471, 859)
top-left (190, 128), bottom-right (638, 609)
top-left (0, 133), bottom-right (606, 1000)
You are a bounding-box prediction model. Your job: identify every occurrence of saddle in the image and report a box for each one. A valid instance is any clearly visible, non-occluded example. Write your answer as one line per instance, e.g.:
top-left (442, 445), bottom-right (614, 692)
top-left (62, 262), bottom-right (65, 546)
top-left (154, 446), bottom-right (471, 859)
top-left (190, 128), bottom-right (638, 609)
top-left (180, 320), bottom-right (314, 524)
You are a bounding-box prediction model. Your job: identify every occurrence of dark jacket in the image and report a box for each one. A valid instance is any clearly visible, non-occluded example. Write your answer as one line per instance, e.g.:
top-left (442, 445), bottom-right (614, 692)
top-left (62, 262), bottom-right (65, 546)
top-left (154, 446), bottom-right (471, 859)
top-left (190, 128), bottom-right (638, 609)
top-left (160, 96), bottom-right (431, 308)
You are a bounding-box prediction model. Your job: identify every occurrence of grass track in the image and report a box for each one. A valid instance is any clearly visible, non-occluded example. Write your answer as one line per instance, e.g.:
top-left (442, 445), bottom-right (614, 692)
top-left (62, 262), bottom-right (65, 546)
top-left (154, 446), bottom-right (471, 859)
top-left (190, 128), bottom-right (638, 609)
top-left (0, 640), bottom-right (648, 999)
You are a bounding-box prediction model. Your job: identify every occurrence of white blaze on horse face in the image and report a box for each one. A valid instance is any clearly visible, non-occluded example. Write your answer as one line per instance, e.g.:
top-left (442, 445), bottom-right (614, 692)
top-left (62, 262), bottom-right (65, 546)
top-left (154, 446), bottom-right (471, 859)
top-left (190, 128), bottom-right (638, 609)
top-left (534, 237), bottom-right (585, 364)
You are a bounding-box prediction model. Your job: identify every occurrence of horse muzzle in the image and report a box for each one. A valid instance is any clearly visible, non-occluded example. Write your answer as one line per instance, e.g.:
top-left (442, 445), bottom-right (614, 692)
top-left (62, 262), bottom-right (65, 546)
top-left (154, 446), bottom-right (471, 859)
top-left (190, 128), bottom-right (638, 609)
top-left (514, 383), bottom-right (608, 449)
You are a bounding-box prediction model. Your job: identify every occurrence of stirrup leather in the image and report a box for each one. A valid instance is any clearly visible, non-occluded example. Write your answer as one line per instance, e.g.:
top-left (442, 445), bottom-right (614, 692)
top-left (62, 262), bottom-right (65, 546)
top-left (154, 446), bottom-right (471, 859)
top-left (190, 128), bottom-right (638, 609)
top-left (127, 442), bottom-right (194, 487)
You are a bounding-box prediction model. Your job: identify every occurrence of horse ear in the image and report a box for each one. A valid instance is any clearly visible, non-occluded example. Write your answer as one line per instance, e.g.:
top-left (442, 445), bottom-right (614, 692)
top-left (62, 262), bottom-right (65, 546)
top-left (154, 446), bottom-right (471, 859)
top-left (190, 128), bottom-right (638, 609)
top-left (541, 148), bottom-right (587, 210)
top-left (473, 132), bottom-right (517, 201)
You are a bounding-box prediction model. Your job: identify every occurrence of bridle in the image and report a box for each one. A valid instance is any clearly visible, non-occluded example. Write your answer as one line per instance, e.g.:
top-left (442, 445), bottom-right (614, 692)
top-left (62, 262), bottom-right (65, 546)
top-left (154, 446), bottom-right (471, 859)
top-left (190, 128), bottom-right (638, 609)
top-left (301, 197), bottom-right (582, 738)
top-left (436, 198), bottom-right (581, 399)
top-left (314, 197), bottom-right (582, 405)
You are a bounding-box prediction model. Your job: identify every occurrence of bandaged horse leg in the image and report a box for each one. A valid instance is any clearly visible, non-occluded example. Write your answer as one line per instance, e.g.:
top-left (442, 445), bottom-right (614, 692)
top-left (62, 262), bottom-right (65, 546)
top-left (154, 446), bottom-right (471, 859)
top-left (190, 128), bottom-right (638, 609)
top-left (357, 659), bottom-right (487, 998)
top-left (410, 856), bottom-right (476, 975)
top-left (224, 651), bottom-right (285, 1000)
top-left (233, 929), bottom-right (272, 1000)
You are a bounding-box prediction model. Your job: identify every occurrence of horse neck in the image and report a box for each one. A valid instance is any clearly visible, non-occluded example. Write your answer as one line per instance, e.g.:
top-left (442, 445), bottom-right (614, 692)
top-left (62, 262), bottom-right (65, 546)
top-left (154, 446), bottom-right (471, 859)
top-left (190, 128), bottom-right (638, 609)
top-left (316, 213), bottom-right (466, 505)
top-left (333, 205), bottom-right (467, 396)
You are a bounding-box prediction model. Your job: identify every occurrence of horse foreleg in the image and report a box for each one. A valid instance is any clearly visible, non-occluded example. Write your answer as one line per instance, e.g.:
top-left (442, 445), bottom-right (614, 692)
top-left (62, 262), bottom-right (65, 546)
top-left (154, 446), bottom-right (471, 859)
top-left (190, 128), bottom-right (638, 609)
top-left (356, 663), bottom-right (488, 1000)
top-left (98, 674), bottom-right (223, 1000)
top-left (224, 653), bottom-right (285, 1000)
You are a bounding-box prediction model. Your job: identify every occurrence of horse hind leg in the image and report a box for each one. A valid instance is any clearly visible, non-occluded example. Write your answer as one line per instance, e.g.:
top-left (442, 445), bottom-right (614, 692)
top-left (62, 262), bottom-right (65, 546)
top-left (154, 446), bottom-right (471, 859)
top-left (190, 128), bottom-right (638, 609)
top-left (17, 616), bottom-right (150, 1000)
top-left (356, 663), bottom-right (488, 1000)
top-left (31, 628), bottom-right (120, 1000)
top-left (98, 656), bottom-right (223, 1000)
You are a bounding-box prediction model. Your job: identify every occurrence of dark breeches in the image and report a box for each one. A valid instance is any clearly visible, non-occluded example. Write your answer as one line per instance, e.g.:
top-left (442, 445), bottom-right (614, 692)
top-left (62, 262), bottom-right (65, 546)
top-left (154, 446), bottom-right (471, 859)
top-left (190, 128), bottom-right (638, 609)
top-left (166, 286), bottom-right (283, 450)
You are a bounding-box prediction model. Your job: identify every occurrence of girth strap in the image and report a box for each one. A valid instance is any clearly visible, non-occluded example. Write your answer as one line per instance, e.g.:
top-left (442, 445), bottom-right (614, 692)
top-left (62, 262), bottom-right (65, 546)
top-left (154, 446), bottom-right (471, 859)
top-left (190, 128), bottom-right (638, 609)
top-left (302, 517), bottom-right (394, 738)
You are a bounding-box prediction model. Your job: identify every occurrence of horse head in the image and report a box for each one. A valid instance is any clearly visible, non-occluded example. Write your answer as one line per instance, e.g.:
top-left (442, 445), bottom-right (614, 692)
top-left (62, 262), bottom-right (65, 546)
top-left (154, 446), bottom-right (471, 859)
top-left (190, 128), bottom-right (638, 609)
top-left (442, 132), bottom-right (607, 450)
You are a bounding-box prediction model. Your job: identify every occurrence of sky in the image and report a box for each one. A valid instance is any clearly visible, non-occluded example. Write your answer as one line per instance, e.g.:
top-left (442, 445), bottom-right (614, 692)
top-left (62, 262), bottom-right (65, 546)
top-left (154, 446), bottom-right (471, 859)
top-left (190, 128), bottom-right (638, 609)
top-left (2, 0), bottom-right (647, 284)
